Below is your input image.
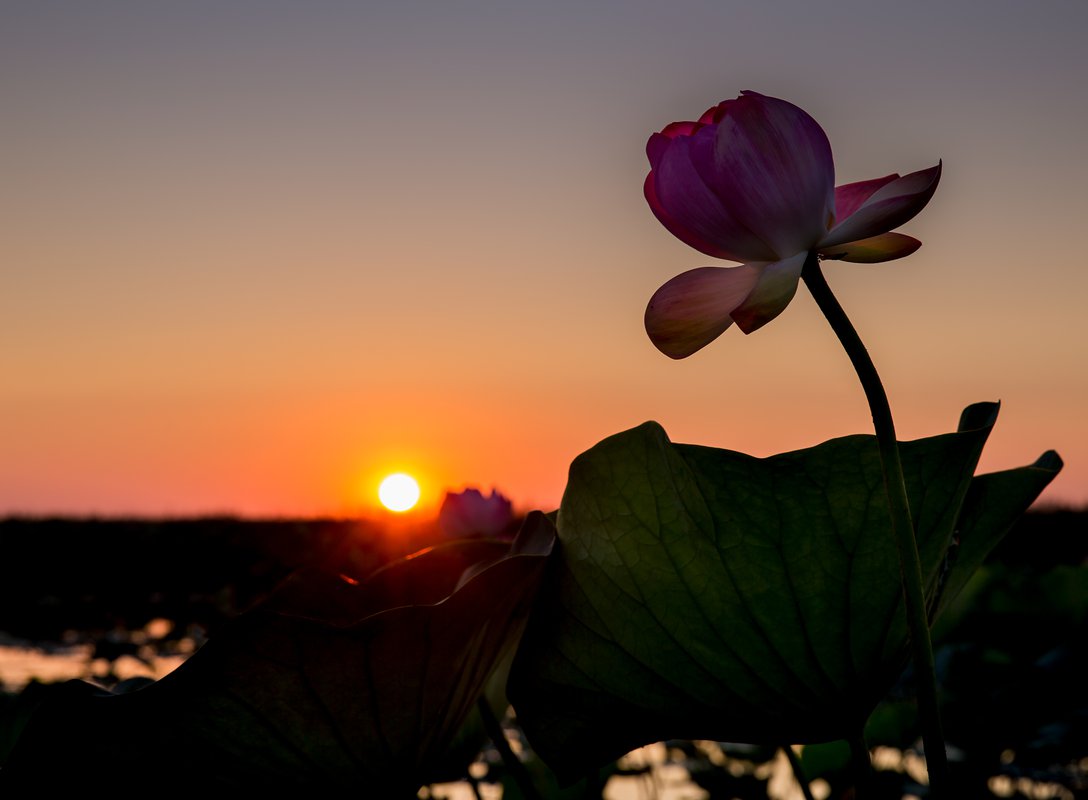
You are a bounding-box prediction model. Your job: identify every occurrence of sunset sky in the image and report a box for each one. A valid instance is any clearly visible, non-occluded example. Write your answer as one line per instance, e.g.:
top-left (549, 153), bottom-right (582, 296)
top-left (3, 1), bottom-right (1086, 518)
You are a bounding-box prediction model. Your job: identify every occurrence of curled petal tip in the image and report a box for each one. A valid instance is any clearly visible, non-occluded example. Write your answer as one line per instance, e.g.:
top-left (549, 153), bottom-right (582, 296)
top-left (822, 162), bottom-right (942, 249)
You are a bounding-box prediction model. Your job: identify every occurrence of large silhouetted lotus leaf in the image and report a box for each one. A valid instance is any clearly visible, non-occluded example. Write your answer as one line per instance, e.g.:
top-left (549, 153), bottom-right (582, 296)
top-left (508, 404), bottom-right (1059, 781)
top-left (1, 512), bottom-right (555, 794)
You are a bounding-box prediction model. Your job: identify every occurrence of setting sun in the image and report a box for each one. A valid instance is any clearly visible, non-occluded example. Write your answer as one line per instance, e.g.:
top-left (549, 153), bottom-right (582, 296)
top-left (378, 473), bottom-right (421, 512)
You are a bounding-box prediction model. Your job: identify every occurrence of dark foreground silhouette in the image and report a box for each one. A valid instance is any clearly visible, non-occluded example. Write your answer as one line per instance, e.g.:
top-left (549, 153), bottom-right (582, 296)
top-left (1, 507), bottom-right (1084, 797)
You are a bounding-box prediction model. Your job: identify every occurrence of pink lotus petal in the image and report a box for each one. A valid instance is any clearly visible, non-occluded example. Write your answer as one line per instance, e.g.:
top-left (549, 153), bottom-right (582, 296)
top-left (646, 132), bottom-right (671, 169)
top-left (821, 163), bottom-right (942, 248)
top-left (833, 174), bottom-right (899, 225)
top-left (644, 174), bottom-right (740, 261)
top-left (647, 131), bottom-right (778, 262)
top-left (646, 121), bottom-right (712, 169)
top-left (698, 101), bottom-right (730, 124)
top-left (729, 251), bottom-right (808, 334)
top-left (697, 92), bottom-right (835, 258)
top-left (819, 232), bottom-right (921, 263)
top-left (645, 265), bottom-right (761, 358)
top-left (646, 124), bottom-right (702, 166)
top-left (661, 120), bottom-right (705, 138)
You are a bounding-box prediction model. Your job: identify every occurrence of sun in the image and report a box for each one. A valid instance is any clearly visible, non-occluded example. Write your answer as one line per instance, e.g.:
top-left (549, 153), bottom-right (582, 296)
top-left (378, 472), bottom-right (421, 512)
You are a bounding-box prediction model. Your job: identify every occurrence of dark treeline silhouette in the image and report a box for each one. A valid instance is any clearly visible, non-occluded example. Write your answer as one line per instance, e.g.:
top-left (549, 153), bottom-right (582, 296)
top-left (0, 514), bottom-right (466, 645)
top-left (986, 505), bottom-right (1088, 568)
top-left (1, 505), bottom-right (1081, 646)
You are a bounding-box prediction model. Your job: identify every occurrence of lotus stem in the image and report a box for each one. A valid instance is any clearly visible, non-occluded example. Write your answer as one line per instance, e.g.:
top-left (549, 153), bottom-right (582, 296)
top-left (783, 746), bottom-right (817, 800)
top-left (849, 734), bottom-right (874, 798)
top-left (476, 698), bottom-right (544, 800)
top-left (800, 253), bottom-right (949, 795)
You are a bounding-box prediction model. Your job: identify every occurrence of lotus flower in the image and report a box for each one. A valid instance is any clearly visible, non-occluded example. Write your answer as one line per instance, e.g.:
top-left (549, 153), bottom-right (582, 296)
top-left (439, 487), bottom-right (515, 538)
top-left (645, 90), bottom-right (940, 358)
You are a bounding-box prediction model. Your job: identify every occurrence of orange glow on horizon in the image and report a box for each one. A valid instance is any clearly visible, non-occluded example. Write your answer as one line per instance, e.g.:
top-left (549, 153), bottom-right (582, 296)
top-left (350, 461), bottom-right (443, 520)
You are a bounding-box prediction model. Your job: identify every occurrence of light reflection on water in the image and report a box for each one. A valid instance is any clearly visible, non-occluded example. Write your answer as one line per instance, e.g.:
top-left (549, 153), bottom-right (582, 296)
top-left (425, 746), bottom-right (817, 800)
top-left (0, 638), bottom-right (188, 692)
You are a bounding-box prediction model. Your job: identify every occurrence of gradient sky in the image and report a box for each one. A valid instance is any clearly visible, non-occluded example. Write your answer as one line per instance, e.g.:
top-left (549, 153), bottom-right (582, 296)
top-left (3, 0), bottom-right (1086, 518)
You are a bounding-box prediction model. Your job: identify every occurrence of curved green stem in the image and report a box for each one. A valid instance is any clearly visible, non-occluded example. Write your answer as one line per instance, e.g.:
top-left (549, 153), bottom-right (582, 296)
top-left (801, 253), bottom-right (948, 795)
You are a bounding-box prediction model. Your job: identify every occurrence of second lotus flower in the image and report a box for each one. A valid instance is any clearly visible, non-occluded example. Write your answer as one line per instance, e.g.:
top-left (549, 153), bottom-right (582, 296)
top-left (439, 487), bottom-right (516, 538)
top-left (644, 90), bottom-right (941, 358)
